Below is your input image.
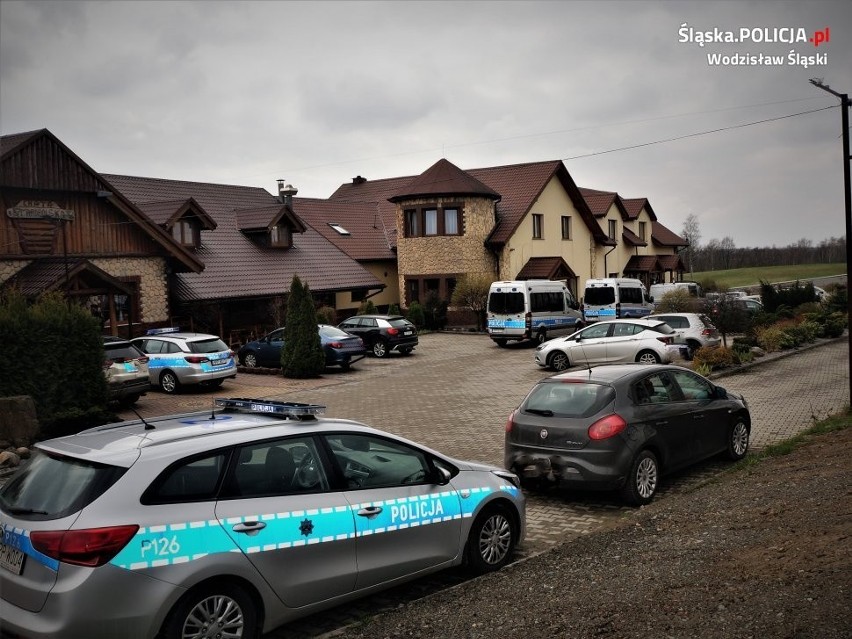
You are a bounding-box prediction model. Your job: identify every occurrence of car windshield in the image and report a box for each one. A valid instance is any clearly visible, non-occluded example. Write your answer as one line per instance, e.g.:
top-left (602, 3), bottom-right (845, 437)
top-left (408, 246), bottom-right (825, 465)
top-left (488, 292), bottom-right (525, 314)
top-left (584, 287), bottom-right (615, 305)
top-left (524, 382), bottom-right (616, 418)
top-left (104, 343), bottom-right (144, 361)
top-left (188, 338), bottom-right (229, 353)
top-left (0, 451), bottom-right (126, 520)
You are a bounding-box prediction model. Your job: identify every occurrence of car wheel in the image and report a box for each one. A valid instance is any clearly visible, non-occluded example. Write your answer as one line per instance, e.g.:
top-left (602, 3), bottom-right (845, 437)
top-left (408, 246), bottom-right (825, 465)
top-left (117, 394), bottom-right (141, 408)
top-left (372, 340), bottom-right (388, 358)
top-left (242, 352), bottom-right (259, 368)
top-left (466, 504), bottom-right (516, 574)
top-left (621, 450), bottom-right (658, 506)
top-left (494, 339), bottom-right (508, 348)
top-left (549, 351), bottom-right (570, 371)
top-left (162, 582), bottom-right (259, 639)
top-left (535, 329), bottom-right (547, 345)
top-left (636, 350), bottom-right (661, 365)
top-left (159, 371), bottom-right (180, 394)
top-left (727, 418), bottom-right (750, 460)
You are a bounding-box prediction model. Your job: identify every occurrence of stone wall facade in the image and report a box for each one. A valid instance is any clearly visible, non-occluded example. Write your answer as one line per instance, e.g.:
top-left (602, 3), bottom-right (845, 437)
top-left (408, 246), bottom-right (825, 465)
top-left (90, 257), bottom-right (170, 323)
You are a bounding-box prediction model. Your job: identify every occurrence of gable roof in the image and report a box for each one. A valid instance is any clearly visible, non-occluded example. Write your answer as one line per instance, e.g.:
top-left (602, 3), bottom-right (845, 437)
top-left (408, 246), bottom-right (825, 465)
top-left (1, 129), bottom-right (203, 274)
top-left (619, 196), bottom-right (658, 222)
top-left (577, 187), bottom-right (632, 220)
top-left (515, 256), bottom-right (577, 280)
top-left (622, 227), bottom-right (648, 247)
top-left (388, 158), bottom-right (500, 203)
top-left (103, 174), bottom-right (383, 302)
top-left (624, 254), bottom-right (662, 273)
top-left (2, 257), bottom-right (134, 297)
top-left (136, 197), bottom-right (217, 231)
top-left (657, 253), bottom-right (687, 272)
top-left (233, 204), bottom-right (306, 233)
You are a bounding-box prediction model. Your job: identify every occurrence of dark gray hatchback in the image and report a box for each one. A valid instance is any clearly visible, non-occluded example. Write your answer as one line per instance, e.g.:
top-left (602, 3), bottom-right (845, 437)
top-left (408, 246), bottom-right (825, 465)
top-left (504, 364), bottom-right (750, 505)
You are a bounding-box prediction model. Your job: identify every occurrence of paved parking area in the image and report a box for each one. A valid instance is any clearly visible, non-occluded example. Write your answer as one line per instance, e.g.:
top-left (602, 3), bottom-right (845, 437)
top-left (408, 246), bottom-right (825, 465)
top-left (119, 332), bottom-right (850, 638)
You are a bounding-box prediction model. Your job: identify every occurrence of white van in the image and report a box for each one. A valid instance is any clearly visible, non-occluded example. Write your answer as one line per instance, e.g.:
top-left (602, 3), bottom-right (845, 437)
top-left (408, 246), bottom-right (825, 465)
top-left (582, 278), bottom-right (653, 323)
top-left (486, 280), bottom-right (582, 346)
top-left (649, 281), bottom-right (703, 308)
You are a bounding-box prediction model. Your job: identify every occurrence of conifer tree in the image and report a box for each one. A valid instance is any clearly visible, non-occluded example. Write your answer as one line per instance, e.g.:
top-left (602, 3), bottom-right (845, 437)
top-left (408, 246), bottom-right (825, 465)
top-left (281, 275), bottom-right (325, 378)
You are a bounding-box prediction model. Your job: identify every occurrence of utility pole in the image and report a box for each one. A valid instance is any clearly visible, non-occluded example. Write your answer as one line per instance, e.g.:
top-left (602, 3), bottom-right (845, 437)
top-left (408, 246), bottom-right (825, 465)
top-left (810, 78), bottom-right (852, 404)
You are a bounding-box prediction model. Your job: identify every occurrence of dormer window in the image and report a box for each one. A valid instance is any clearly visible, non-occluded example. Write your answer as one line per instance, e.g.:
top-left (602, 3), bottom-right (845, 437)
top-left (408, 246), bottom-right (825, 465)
top-left (270, 224), bottom-right (292, 248)
top-left (172, 218), bottom-right (200, 248)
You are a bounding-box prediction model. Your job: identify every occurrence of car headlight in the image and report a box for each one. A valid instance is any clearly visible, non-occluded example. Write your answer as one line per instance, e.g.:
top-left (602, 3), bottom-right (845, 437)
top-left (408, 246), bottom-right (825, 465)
top-left (492, 469), bottom-right (521, 489)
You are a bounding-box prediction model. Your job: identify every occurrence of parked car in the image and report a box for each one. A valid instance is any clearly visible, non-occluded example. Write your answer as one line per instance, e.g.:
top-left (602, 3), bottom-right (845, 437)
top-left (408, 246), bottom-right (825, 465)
top-left (238, 325), bottom-right (367, 369)
top-left (338, 314), bottom-right (418, 358)
top-left (102, 337), bottom-right (149, 406)
top-left (130, 328), bottom-right (236, 394)
top-left (0, 398), bottom-right (525, 639)
top-left (648, 312), bottom-right (720, 359)
top-left (534, 318), bottom-right (676, 371)
top-left (505, 364), bottom-right (750, 505)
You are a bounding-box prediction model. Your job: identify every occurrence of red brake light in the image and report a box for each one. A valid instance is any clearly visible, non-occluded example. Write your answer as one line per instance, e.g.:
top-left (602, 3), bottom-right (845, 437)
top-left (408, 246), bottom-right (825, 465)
top-left (701, 328), bottom-right (713, 336)
top-left (588, 414), bottom-right (627, 440)
top-left (184, 355), bottom-right (209, 364)
top-left (328, 341), bottom-right (343, 349)
top-left (31, 525), bottom-right (139, 567)
top-left (656, 336), bottom-right (673, 344)
top-left (386, 327), bottom-right (399, 336)
top-left (137, 356), bottom-right (149, 364)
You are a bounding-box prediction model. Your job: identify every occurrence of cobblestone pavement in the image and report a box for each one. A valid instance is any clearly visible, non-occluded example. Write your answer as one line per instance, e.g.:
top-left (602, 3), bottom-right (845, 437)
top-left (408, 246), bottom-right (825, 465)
top-left (117, 333), bottom-right (850, 639)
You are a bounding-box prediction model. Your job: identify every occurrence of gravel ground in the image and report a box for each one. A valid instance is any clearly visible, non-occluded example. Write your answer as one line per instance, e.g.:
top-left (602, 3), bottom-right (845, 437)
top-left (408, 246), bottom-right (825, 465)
top-left (334, 425), bottom-right (852, 639)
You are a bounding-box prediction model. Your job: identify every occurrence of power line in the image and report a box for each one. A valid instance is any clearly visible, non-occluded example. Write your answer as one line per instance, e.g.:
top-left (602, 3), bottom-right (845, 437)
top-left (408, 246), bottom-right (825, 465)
top-left (562, 105), bottom-right (838, 161)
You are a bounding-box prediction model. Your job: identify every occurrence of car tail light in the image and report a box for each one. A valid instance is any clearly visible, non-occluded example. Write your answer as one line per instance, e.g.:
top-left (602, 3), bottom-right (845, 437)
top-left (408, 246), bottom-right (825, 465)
top-left (701, 328), bottom-right (713, 336)
top-left (31, 525), bottom-right (139, 567)
top-left (328, 341), bottom-right (343, 349)
top-left (137, 356), bottom-right (149, 364)
top-left (102, 359), bottom-right (113, 370)
top-left (524, 312), bottom-right (532, 330)
top-left (184, 355), bottom-right (210, 364)
top-left (505, 410), bottom-right (516, 433)
top-left (656, 336), bottom-right (673, 345)
top-left (588, 414), bottom-right (627, 440)
top-left (386, 327), bottom-right (399, 336)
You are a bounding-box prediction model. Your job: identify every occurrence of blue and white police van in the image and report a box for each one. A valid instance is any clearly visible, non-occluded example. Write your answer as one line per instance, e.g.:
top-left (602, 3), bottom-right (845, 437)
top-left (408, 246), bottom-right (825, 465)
top-left (582, 278), bottom-right (653, 323)
top-left (486, 279), bottom-right (583, 346)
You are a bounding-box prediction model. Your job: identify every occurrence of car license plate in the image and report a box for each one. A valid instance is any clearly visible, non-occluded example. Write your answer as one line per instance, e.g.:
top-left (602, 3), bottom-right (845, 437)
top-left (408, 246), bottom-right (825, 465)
top-left (403, 329), bottom-right (412, 335)
top-left (0, 541), bottom-right (25, 575)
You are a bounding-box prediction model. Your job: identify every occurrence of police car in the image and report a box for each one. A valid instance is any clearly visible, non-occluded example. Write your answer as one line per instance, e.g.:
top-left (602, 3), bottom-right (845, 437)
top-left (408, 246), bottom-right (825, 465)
top-left (0, 399), bottom-right (525, 639)
top-left (131, 328), bottom-right (237, 393)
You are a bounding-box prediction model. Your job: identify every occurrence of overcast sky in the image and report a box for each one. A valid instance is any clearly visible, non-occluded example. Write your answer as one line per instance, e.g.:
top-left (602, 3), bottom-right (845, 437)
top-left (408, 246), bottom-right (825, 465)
top-left (2, 0), bottom-right (850, 248)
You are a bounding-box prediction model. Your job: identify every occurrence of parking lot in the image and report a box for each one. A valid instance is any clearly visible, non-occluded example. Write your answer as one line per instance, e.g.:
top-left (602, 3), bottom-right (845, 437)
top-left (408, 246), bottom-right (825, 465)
top-left (119, 331), bottom-right (850, 638)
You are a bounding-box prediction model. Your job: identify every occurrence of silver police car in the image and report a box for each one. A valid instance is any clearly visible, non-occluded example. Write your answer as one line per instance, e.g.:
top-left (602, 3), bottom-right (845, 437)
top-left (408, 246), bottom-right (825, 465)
top-left (0, 399), bottom-right (525, 639)
top-left (131, 328), bottom-right (237, 393)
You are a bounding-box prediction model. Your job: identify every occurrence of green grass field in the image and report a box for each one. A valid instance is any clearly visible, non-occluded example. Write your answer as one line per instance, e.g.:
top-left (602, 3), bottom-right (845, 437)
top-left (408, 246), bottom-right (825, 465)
top-left (688, 264), bottom-right (846, 289)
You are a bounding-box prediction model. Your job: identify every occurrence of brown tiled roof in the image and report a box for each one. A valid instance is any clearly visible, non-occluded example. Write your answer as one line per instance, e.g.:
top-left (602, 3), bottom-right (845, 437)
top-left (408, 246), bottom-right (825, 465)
top-left (234, 204), bottom-right (306, 234)
top-left (2, 258), bottom-right (133, 297)
top-left (515, 256), bottom-right (577, 280)
top-left (578, 188), bottom-right (617, 217)
top-left (624, 255), bottom-right (662, 272)
top-left (136, 198), bottom-right (217, 230)
top-left (292, 198), bottom-right (396, 261)
top-left (619, 197), bottom-right (658, 221)
top-left (388, 159), bottom-right (500, 202)
top-left (0, 129), bottom-right (42, 159)
top-left (657, 254), bottom-right (686, 271)
top-left (103, 174), bottom-right (383, 302)
top-left (622, 227), bottom-right (647, 247)
top-left (652, 221), bottom-right (688, 247)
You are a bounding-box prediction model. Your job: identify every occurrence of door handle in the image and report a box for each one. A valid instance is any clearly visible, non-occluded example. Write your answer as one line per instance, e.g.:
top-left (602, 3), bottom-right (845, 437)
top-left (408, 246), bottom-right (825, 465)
top-left (357, 506), bottom-right (383, 518)
top-left (232, 521), bottom-right (267, 535)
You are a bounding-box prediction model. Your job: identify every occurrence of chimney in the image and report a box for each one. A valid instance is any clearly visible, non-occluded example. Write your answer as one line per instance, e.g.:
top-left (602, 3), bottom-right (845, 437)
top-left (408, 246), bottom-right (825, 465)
top-left (277, 179), bottom-right (298, 206)
top-left (352, 175), bottom-right (367, 185)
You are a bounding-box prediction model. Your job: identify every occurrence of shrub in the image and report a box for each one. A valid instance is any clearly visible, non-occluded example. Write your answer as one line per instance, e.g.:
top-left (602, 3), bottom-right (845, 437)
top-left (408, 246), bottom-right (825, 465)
top-left (656, 288), bottom-right (692, 312)
top-left (692, 346), bottom-right (734, 370)
top-left (755, 325), bottom-right (794, 352)
top-left (407, 301), bottom-right (425, 329)
top-left (281, 276), bottom-right (325, 378)
top-left (315, 305), bottom-right (337, 325)
top-left (387, 304), bottom-right (401, 316)
top-left (692, 362), bottom-right (713, 377)
top-left (357, 299), bottom-right (377, 315)
top-left (450, 273), bottom-right (492, 330)
top-left (422, 291), bottom-right (448, 330)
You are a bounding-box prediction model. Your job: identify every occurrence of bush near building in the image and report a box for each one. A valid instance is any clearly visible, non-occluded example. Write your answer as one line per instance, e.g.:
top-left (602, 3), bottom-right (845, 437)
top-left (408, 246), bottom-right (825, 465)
top-left (0, 290), bottom-right (111, 436)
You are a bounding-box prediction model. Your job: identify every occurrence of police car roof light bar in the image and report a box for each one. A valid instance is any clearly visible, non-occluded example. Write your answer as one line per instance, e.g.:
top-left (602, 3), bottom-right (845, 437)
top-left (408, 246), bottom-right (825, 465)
top-left (215, 398), bottom-right (326, 418)
top-left (146, 327), bottom-right (182, 335)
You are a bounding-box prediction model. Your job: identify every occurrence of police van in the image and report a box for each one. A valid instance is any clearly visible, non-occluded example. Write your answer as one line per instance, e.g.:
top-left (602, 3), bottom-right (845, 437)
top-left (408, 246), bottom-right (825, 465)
top-left (582, 277), bottom-right (653, 323)
top-left (486, 279), bottom-right (582, 346)
top-left (649, 281), bottom-right (703, 308)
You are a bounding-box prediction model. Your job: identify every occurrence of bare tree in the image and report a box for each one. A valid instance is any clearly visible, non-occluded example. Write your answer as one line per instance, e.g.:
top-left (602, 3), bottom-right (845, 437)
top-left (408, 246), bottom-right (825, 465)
top-left (681, 213), bottom-right (701, 275)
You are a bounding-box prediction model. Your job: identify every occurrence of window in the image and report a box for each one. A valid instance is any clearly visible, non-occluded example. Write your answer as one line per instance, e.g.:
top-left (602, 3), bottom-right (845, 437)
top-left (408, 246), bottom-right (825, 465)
top-left (639, 221), bottom-right (646, 241)
top-left (425, 278), bottom-right (440, 295)
top-left (618, 286), bottom-right (643, 304)
top-left (404, 209), bottom-right (420, 237)
top-left (146, 453), bottom-right (226, 503)
top-left (561, 215), bottom-right (572, 240)
top-left (444, 208), bottom-right (459, 235)
top-left (324, 434), bottom-right (430, 489)
top-left (270, 225), bottom-right (292, 248)
top-left (612, 322), bottom-right (642, 337)
top-left (172, 219), bottom-right (199, 248)
top-left (608, 219), bottom-right (617, 240)
top-left (351, 289), bottom-right (366, 302)
top-left (406, 279), bottom-right (420, 304)
top-left (405, 276), bottom-right (459, 305)
top-left (487, 291), bottom-right (525, 314)
top-left (669, 370), bottom-right (713, 400)
top-left (530, 292), bottom-right (564, 313)
top-left (532, 214), bottom-right (543, 239)
top-left (329, 223), bottom-right (351, 236)
top-left (403, 204), bottom-right (463, 238)
top-left (226, 437), bottom-right (328, 498)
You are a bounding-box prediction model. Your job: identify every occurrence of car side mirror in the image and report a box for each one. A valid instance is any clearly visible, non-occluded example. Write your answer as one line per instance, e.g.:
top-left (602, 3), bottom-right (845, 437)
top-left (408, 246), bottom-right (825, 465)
top-left (713, 385), bottom-right (727, 399)
top-left (433, 465), bottom-right (452, 486)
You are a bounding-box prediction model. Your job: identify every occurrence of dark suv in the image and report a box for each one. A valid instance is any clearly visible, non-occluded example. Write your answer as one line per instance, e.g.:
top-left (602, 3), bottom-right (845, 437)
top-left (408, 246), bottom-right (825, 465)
top-left (338, 314), bottom-right (418, 358)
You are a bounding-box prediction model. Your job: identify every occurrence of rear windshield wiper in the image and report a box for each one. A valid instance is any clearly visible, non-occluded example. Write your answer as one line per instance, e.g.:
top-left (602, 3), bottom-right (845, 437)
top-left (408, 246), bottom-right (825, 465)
top-left (525, 408), bottom-right (554, 417)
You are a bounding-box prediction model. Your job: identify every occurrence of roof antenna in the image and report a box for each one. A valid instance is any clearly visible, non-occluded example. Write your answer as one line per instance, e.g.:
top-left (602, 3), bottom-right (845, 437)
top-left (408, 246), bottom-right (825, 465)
top-left (209, 398), bottom-right (218, 421)
top-left (129, 405), bottom-right (155, 431)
